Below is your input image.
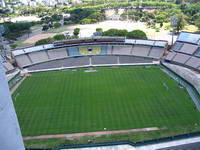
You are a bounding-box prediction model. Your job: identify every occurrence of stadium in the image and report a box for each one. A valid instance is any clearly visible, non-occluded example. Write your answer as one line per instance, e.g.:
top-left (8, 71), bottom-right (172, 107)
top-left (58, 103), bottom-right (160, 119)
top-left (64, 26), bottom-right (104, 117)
top-left (2, 32), bottom-right (200, 149)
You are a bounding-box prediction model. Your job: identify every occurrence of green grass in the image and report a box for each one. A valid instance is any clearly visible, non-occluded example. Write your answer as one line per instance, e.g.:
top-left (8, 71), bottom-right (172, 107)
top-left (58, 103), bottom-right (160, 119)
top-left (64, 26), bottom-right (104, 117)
top-left (13, 66), bottom-right (200, 137)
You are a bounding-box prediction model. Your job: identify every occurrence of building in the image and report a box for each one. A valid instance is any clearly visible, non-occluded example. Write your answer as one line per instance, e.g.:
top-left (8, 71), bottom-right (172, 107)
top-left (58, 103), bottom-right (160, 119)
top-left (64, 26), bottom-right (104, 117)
top-left (0, 0), bottom-right (6, 7)
top-left (0, 57), bottom-right (25, 150)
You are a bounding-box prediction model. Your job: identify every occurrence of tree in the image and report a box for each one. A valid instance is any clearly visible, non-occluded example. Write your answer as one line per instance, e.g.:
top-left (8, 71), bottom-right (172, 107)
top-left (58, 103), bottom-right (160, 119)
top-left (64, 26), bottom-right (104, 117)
top-left (96, 28), bottom-right (103, 33)
top-left (53, 34), bottom-right (66, 40)
top-left (126, 30), bottom-right (147, 39)
top-left (3, 22), bottom-right (32, 40)
top-left (53, 22), bottom-right (61, 28)
top-left (195, 18), bottom-right (200, 30)
top-left (10, 43), bottom-right (17, 49)
top-left (35, 38), bottom-right (54, 46)
top-left (172, 14), bottom-right (187, 33)
top-left (93, 28), bottom-right (103, 36)
top-left (42, 25), bottom-right (49, 31)
top-left (102, 29), bottom-right (128, 37)
top-left (73, 28), bottom-right (80, 37)
top-left (51, 14), bottom-right (63, 22)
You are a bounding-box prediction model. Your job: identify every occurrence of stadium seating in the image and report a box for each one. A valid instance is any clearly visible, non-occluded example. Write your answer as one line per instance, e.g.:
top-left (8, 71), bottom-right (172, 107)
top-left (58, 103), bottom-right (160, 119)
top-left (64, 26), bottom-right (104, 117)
top-left (67, 47), bottom-right (81, 56)
top-left (119, 56), bottom-right (153, 64)
top-left (165, 52), bottom-right (177, 61)
top-left (185, 57), bottom-right (200, 69)
top-left (171, 42), bottom-right (183, 51)
top-left (106, 45), bottom-right (113, 54)
top-left (62, 57), bottom-right (90, 67)
top-left (47, 48), bottom-right (68, 60)
top-left (100, 45), bottom-right (108, 55)
top-left (28, 57), bottom-right (90, 71)
top-left (178, 43), bottom-right (198, 54)
top-left (28, 51), bottom-right (49, 64)
top-left (172, 53), bottom-right (191, 64)
top-left (164, 32), bottom-right (200, 72)
top-left (148, 47), bottom-right (165, 59)
top-left (91, 56), bottom-right (118, 64)
top-left (12, 37), bottom-right (167, 69)
top-left (112, 45), bottom-right (132, 55)
top-left (15, 54), bottom-right (32, 68)
top-left (3, 61), bottom-right (15, 72)
top-left (132, 45), bottom-right (151, 57)
top-left (195, 47), bottom-right (200, 57)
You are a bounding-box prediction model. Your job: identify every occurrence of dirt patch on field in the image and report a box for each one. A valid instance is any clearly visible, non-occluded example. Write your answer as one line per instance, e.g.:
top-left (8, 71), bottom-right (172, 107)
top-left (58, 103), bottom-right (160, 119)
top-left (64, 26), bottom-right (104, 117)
top-left (24, 33), bottom-right (56, 43)
top-left (23, 127), bottom-right (166, 140)
top-left (25, 73), bottom-right (32, 77)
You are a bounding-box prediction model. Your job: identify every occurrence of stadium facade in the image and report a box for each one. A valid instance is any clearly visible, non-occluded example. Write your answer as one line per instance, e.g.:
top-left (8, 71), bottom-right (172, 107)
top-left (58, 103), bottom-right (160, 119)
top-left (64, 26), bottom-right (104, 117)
top-left (0, 56), bottom-right (25, 150)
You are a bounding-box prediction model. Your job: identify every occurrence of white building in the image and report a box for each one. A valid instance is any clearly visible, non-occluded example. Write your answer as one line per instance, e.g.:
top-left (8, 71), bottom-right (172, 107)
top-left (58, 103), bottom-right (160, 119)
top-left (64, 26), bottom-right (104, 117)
top-left (0, 57), bottom-right (25, 150)
top-left (0, 0), bottom-right (6, 7)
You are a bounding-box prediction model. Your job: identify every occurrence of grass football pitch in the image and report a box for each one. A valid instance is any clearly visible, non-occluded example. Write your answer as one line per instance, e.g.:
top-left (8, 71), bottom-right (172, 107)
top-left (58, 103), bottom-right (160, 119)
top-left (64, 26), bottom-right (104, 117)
top-left (13, 66), bottom-right (200, 136)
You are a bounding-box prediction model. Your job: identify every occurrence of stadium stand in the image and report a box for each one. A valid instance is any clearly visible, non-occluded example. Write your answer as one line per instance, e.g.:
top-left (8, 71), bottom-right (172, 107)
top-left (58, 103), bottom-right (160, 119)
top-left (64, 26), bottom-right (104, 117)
top-left (28, 51), bottom-right (49, 64)
top-left (119, 56), bottom-right (153, 64)
top-left (91, 56), bottom-right (118, 64)
top-left (195, 47), bottom-right (200, 57)
top-left (47, 48), bottom-right (68, 60)
top-left (185, 57), bottom-right (200, 69)
top-left (112, 45), bottom-right (132, 55)
top-left (3, 61), bottom-right (15, 72)
top-left (28, 57), bottom-right (90, 71)
top-left (106, 45), bottom-right (113, 54)
top-left (15, 54), bottom-right (32, 68)
top-left (178, 43), bottom-right (198, 54)
top-left (148, 47), bottom-right (165, 59)
top-left (79, 45), bottom-right (101, 55)
top-left (62, 57), bottom-right (90, 67)
top-left (171, 42), bottom-right (184, 51)
top-left (132, 45), bottom-right (151, 57)
top-left (67, 47), bottom-right (81, 56)
top-left (12, 37), bottom-right (168, 69)
top-left (164, 32), bottom-right (200, 72)
top-left (172, 53), bottom-right (191, 64)
top-left (165, 52), bottom-right (177, 61)
top-left (100, 45), bottom-right (108, 55)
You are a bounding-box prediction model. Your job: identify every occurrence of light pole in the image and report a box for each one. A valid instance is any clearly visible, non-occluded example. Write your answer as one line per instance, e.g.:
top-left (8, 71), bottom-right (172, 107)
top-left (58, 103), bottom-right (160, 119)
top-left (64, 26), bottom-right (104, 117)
top-left (170, 15), bottom-right (178, 45)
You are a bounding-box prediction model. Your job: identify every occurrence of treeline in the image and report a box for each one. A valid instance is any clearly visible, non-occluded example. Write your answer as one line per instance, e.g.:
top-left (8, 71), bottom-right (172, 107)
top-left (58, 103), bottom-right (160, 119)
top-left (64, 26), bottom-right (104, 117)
top-left (102, 29), bottom-right (147, 39)
top-left (2, 22), bottom-right (35, 40)
top-left (35, 28), bottom-right (147, 46)
top-left (62, 1), bottom-right (176, 12)
top-left (66, 8), bottom-right (105, 24)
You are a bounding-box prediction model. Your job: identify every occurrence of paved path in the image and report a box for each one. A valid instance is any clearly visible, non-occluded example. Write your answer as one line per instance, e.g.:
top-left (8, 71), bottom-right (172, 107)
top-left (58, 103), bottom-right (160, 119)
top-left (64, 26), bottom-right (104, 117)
top-left (23, 127), bottom-right (160, 140)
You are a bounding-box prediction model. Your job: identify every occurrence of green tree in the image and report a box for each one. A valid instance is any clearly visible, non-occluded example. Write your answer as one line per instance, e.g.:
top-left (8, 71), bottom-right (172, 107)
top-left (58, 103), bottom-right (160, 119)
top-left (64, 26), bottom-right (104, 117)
top-left (53, 34), bottom-right (66, 41)
top-left (195, 18), bottom-right (200, 30)
top-left (173, 14), bottom-right (187, 33)
top-left (102, 29), bottom-right (128, 37)
top-left (53, 22), bottom-right (61, 28)
top-left (73, 28), bottom-right (80, 37)
top-left (35, 38), bottom-right (54, 46)
top-left (96, 28), bottom-right (103, 33)
top-left (127, 30), bottom-right (147, 39)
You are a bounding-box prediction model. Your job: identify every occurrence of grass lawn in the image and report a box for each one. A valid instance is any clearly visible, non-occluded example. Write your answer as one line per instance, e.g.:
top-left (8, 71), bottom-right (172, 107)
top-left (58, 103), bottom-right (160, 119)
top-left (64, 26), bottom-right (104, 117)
top-left (14, 39), bottom-right (34, 48)
top-left (13, 66), bottom-right (200, 137)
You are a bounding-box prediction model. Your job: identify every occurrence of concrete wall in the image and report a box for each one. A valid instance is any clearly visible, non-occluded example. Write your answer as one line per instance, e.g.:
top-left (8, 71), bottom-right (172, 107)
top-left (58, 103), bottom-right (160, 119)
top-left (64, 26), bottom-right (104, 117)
top-left (0, 60), bottom-right (25, 150)
top-left (163, 62), bottom-right (200, 94)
